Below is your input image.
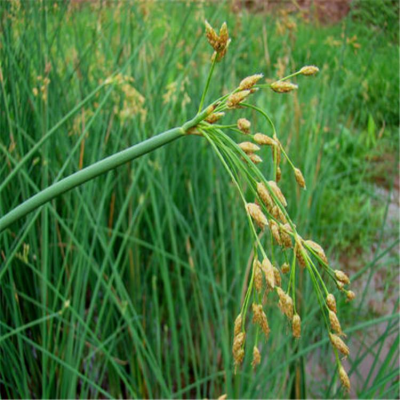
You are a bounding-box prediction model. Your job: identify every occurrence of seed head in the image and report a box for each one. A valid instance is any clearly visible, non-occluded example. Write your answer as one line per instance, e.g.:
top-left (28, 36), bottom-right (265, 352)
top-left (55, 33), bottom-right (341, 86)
top-left (268, 181), bottom-right (287, 207)
top-left (294, 168), bottom-right (306, 189)
top-left (329, 333), bottom-right (350, 356)
top-left (253, 133), bottom-right (276, 146)
top-left (299, 65), bottom-right (319, 76)
top-left (280, 224), bottom-right (293, 248)
top-left (205, 20), bottom-right (219, 49)
top-left (254, 260), bottom-right (263, 293)
top-left (292, 314), bottom-right (301, 338)
top-left (234, 348), bottom-right (245, 366)
top-left (346, 290), bottom-right (356, 302)
top-left (339, 365), bottom-right (351, 391)
top-left (239, 74), bottom-right (263, 90)
top-left (276, 288), bottom-right (294, 319)
top-left (261, 258), bottom-right (275, 289)
top-left (234, 314), bottom-right (242, 336)
top-left (246, 203), bottom-right (268, 229)
top-left (205, 112), bottom-right (225, 124)
top-left (227, 90), bottom-right (250, 108)
top-left (205, 20), bottom-right (230, 62)
top-left (239, 141), bottom-right (260, 154)
top-left (295, 240), bottom-right (307, 268)
top-left (219, 22), bottom-right (229, 48)
top-left (249, 154), bottom-right (263, 164)
top-left (273, 266), bottom-right (282, 287)
top-left (329, 310), bottom-right (343, 334)
top-left (305, 240), bottom-right (328, 265)
top-left (233, 332), bottom-right (246, 354)
top-left (270, 80), bottom-right (298, 93)
top-left (281, 262), bottom-right (290, 274)
top-left (272, 142), bottom-right (282, 165)
top-left (237, 118), bottom-right (251, 134)
top-left (257, 182), bottom-right (274, 210)
top-left (276, 166), bottom-right (282, 182)
top-left (335, 270), bottom-right (350, 285)
top-left (252, 346), bottom-right (261, 368)
top-left (326, 294), bottom-right (337, 314)
top-left (270, 220), bottom-right (282, 245)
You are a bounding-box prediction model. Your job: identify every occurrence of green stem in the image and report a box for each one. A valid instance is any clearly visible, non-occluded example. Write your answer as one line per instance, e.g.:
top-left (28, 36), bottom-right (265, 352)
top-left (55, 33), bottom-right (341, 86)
top-left (198, 57), bottom-right (217, 113)
top-left (0, 127), bottom-right (184, 232)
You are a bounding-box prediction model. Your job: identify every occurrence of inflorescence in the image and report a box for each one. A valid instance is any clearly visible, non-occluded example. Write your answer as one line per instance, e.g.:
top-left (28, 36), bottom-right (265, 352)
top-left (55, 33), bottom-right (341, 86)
top-left (187, 20), bottom-right (355, 392)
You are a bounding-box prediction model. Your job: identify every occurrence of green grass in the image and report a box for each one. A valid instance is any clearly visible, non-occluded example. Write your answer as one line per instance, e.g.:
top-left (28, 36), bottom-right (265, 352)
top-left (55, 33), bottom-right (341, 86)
top-left (1, 1), bottom-right (399, 399)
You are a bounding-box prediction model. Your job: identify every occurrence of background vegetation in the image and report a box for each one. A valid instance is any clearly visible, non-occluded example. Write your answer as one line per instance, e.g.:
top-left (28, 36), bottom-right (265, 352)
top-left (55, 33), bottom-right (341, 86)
top-left (1, 0), bottom-right (398, 398)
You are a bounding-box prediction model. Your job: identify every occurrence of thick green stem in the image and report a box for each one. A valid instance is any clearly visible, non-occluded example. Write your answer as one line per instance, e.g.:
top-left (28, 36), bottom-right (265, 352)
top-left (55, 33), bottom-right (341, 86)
top-left (0, 127), bottom-right (184, 232)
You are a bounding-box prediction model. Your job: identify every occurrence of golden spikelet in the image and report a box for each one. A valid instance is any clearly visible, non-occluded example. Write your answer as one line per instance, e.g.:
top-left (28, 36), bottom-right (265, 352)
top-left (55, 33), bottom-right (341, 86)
top-left (234, 314), bottom-right (242, 336)
top-left (227, 90), bottom-right (250, 108)
top-left (272, 142), bottom-right (282, 165)
top-left (292, 314), bottom-right (301, 338)
top-left (254, 260), bottom-right (263, 293)
top-left (281, 262), bottom-right (290, 274)
top-left (239, 74), bottom-right (263, 90)
top-left (234, 348), bottom-right (245, 366)
top-left (273, 266), bottom-right (282, 287)
top-left (329, 333), bottom-right (350, 356)
top-left (270, 80), bottom-right (298, 93)
top-left (276, 288), bottom-right (294, 319)
top-left (295, 240), bottom-right (307, 268)
top-left (239, 141), bottom-right (260, 153)
top-left (334, 270), bottom-right (350, 285)
top-left (252, 303), bottom-right (270, 339)
top-left (246, 203), bottom-right (268, 229)
top-left (257, 182), bottom-right (274, 210)
top-left (346, 290), bottom-right (356, 302)
top-left (329, 310), bottom-right (343, 335)
top-left (339, 365), bottom-right (351, 391)
top-left (253, 133), bottom-right (276, 146)
top-left (276, 166), bottom-right (282, 182)
top-left (233, 332), bottom-right (245, 355)
top-left (294, 167), bottom-right (306, 189)
top-left (268, 181), bottom-right (287, 207)
top-left (299, 65), bottom-right (319, 76)
top-left (270, 220), bottom-right (282, 245)
top-left (260, 310), bottom-right (270, 338)
top-left (252, 346), bottom-right (261, 368)
top-left (249, 154), bottom-right (263, 164)
top-left (252, 303), bottom-right (262, 324)
top-left (205, 20), bottom-right (219, 50)
top-left (261, 258), bottom-right (275, 289)
top-left (205, 112), bottom-right (225, 124)
top-left (327, 294), bottom-right (337, 314)
top-left (280, 224), bottom-right (293, 248)
top-left (305, 240), bottom-right (328, 265)
top-left (237, 118), bottom-right (251, 134)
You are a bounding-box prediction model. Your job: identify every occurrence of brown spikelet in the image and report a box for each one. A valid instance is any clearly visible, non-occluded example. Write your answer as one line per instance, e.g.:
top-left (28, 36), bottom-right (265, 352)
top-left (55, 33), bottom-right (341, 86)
top-left (272, 142), bottom-right (282, 165)
top-left (273, 266), bottom-right (282, 287)
top-left (281, 262), bottom-right (290, 274)
top-left (227, 90), bottom-right (251, 108)
top-left (260, 310), bottom-right (270, 338)
top-left (270, 220), bottom-right (282, 245)
top-left (270, 80), bottom-right (298, 93)
top-left (299, 65), bottom-right (319, 76)
top-left (280, 224), bottom-right (293, 248)
top-left (252, 303), bottom-right (262, 324)
top-left (326, 294), bottom-right (337, 314)
top-left (339, 365), bottom-right (351, 391)
top-left (246, 203), bottom-right (268, 229)
top-left (239, 141), bottom-right (260, 153)
top-left (254, 260), bottom-right (263, 293)
top-left (234, 348), bottom-right (245, 366)
top-left (205, 112), bottom-right (225, 124)
top-left (295, 241), bottom-right (307, 268)
top-left (276, 288), bottom-right (293, 319)
top-left (252, 346), bottom-right (261, 368)
top-left (276, 166), bottom-right (282, 182)
top-left (237, 118), bottom-right (251, 134)
top-left (268, 181), bottom-right (287, 207)
top-left (305, 240), bottom-right (328, 265)
top-left (294, 168), bottom-right (306, 189)
top-left (329, 333), bottom-right (350, 356)
top-left (253, 133), bottom-right (276, 146)
top-left (257, 182), bottom-right (274, 210)
top-left (239, 74), bottom-right (263, 90)
top-left (234, 314), bottom-right (242, 337)
top-left (248, 153), bottom-right (263, 164)
top-left (329, 311), bottom-right (343, 335)
top-left (292, 314), bottom-right (301, 338)
top-left (346, 290), bottom-right (356, 302)
top-left (335, 270), bottom-right (350, 285)
top-left (261, 258), bottom-right (275, 289)
top-left (233, 332), bottom-right (245, 354)
top-left (205, 20), bottom-right (219, 50)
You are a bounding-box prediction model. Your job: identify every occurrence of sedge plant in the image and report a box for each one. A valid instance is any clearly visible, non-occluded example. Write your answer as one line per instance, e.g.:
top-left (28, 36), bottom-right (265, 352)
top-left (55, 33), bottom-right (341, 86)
top-left (0, 20), bottom-right (356, 393)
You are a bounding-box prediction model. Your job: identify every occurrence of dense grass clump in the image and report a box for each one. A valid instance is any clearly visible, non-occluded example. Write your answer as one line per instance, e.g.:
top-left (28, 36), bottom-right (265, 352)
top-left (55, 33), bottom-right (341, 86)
top-left (0, 1), bottom-right (398, 399)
